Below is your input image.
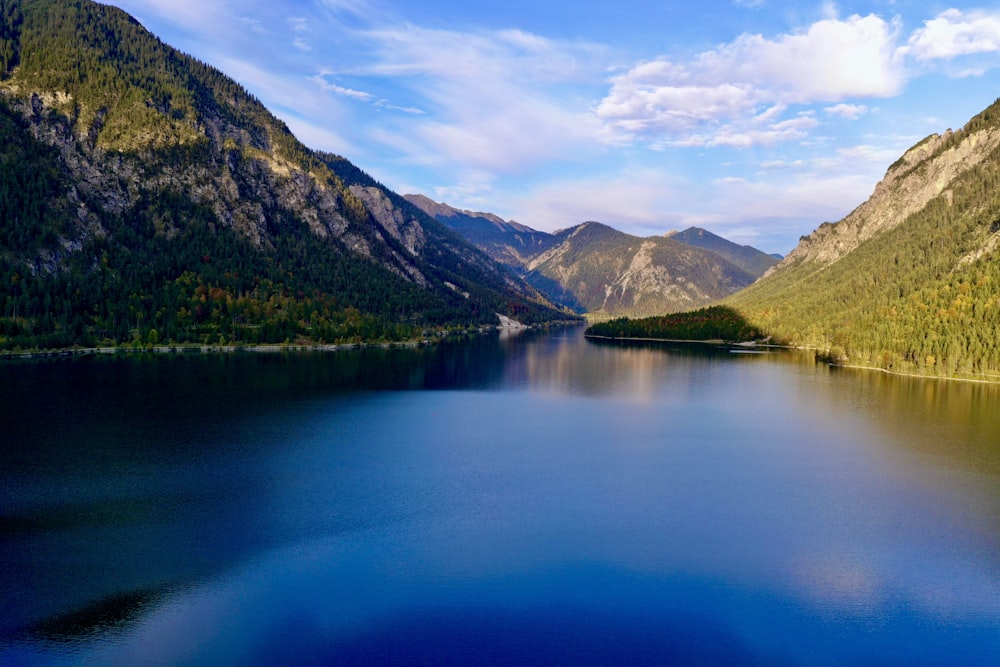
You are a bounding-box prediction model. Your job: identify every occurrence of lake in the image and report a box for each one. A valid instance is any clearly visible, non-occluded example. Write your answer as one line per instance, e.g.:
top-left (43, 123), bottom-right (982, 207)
top-left (2, 326), bottom-right (1000, 665)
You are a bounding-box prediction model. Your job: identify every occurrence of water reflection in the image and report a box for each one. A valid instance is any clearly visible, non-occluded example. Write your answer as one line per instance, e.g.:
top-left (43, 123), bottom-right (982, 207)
top-left (831, 367), bottom-right (1000, 475)
top-left (509, 331), bottom-right (780, 399)
top-left (3, 329), bottom-right (1000, 664)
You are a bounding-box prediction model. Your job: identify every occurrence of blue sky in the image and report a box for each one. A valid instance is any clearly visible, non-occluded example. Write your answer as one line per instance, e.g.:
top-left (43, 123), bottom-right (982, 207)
top-left (108, 1), bottom-right (1000, 254)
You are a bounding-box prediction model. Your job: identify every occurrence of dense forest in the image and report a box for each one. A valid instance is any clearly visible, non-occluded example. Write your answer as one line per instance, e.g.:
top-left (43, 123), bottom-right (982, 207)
top-left (589, 98), bottom-right (1000, 381)
top-left (585, 306), bottom-right (764, 344)
top-left (0, 0), bottom-right (566, 351)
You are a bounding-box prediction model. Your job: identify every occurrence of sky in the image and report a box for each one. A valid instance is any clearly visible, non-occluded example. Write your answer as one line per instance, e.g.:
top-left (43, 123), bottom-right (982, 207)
top-left (106, 1), bottom-right (1000, 254)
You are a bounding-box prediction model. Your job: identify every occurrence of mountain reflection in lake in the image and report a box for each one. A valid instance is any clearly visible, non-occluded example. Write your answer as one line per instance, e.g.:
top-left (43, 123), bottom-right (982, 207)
top-left (3, 327), bottom-right (1000, 665)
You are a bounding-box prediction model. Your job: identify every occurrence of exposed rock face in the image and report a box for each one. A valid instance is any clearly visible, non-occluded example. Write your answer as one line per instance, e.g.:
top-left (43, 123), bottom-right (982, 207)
top-left (496, 313), bottom-right (526, 329)
top-left (767, 127), bottom-right (1000, 276)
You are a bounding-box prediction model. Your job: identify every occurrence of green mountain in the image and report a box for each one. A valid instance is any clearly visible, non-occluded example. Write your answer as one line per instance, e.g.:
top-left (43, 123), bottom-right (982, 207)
top-left (406, 195), bottom-right (763, 318)
top-left (725, 100), bottom-right (1000, 378)
top-left (0, 0), bottom-right (567, 350)
top-left (608, 98), bottom-right (1000, 379)
top-left (668, 227), bottom-right (779, 278)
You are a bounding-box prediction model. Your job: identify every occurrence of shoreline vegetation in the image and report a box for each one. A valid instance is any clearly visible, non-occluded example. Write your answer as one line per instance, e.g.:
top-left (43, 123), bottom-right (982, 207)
top-left (0, 319), bottom-right (583, 361)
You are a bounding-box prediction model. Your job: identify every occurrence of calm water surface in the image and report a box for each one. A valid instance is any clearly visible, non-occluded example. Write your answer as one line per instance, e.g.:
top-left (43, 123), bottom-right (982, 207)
top-left (2, 327), bottom-right (1000, 665)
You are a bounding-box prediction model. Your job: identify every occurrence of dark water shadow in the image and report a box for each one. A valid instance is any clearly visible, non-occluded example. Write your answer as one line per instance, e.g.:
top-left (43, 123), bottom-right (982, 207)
top-left (317, 607), bottom-right (786, 667)
top-left (19, 587), bottom-right (170, 643)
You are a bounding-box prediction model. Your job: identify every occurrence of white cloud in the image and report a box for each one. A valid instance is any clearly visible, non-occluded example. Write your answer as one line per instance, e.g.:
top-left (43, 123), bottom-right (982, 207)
top-left (825, 103), bottom-right (868, 119)
top-left (905, 9), bottom-right (1000, 61)
top-left (597, 14), bottom-right (903, 147)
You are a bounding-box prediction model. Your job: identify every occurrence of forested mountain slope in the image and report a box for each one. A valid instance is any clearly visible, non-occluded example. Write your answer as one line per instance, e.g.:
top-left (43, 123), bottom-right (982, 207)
top-left (407, 195), bottom-right (762, 318)
top-left (0, 0), bottom-right (565, 350)
top-left (726, 98), bottom-right (1000, 378)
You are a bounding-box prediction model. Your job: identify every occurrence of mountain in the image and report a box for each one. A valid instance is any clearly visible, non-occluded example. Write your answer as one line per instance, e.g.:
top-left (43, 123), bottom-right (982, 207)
top-left (0, 0), bottom-right (567, 350)
top-left (403, 194), bottom-right (557, 269)
top-left (524, 221), bottom-right (759, 318)
top-left (667, 227), bottom-right (779, 278)
top-left (724, 97), bottom-right (1000, 378)
top-left (407, 195), bottom-right (764, 318)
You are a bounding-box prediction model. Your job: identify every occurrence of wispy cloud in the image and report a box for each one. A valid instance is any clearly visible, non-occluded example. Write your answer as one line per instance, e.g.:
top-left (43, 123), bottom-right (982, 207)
top-left (506, 169), bottom-right (688, 232)
top-left (337, 24), bottom-right (608, 173)
top-left (374, 100), bottom-right (424, 114)
top-left (239, 17), bottom-right (267, 34)
top-left (759, 159), bottom-right (807, 170)
top-left (310, 73), bottom-right (375, 101)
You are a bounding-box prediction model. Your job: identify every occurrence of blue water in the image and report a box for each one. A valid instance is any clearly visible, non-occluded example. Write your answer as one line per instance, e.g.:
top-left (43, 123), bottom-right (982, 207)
top-left (2, 328), bottom-right (1000, 665)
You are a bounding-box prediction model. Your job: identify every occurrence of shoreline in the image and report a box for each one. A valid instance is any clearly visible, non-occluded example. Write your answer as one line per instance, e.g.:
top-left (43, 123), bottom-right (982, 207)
top-left (583, 333), bottom-right (786, 349)
top-left (584, 333), bottom-right (1000, 385)
top-left (0, 341), bottom-right (420, 361)
top-left (833, 362), bottom-right (1000, 386)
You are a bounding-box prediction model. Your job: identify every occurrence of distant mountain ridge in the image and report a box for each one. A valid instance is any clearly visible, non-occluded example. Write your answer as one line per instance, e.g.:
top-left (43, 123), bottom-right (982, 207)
top-left (406, 195), bottom-right (772, 318)
top-left (0, 0), bottom-right (567, 349)
top-left (667, 227), bottom-right (779, 278)
top-left (404, 194), bottom-right (555, 270)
